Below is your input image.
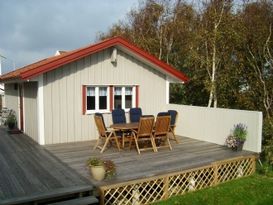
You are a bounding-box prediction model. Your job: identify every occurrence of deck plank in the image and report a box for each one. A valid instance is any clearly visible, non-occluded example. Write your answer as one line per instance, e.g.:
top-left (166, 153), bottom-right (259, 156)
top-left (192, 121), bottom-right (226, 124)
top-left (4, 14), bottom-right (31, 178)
top-left (0, 128), bottom-right (93, 205)
top-left (45, 135), bottom-right (255, 187)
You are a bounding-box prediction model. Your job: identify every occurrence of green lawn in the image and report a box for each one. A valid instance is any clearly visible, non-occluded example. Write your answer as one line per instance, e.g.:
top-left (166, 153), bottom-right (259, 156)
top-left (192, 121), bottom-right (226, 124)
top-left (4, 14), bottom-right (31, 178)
top-left (154, 174), bottom-right (273, 205)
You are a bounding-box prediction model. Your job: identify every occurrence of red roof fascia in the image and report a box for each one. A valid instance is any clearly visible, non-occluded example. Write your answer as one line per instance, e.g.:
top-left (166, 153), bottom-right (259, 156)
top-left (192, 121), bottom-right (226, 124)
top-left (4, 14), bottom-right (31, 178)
top-left (14, 37), bottom-right (188, 82)
top-left (117, 38), bottom-right (189, 82)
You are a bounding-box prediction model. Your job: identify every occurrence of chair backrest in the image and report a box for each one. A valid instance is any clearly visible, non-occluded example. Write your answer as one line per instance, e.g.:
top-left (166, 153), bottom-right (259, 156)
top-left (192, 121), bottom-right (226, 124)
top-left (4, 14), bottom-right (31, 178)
top-left (95, 113), bottom-right (106, 130)
top-left (112, 109), bottom-right (126, 124)
top-left (94, 115), bottom-right (107, 136)
top-left (129, 108), bottom-right (142, 123)
top-left (154, 115), bottom-right (171, 135)
top-left (167, 110), bottom-right (178, 126)
top-left (137, 116), bottom-right (154, 137)
top-left (157, 112), bottom-right (169, 117)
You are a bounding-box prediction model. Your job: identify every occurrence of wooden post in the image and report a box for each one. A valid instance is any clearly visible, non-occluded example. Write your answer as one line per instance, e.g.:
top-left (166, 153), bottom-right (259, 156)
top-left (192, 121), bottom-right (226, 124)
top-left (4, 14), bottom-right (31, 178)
top-left (163, 176), bottom-right (169, 199)
top-left (251, 156), bottom-right (256, 174)
top-left (213, 163), bottom-right (219, 185)
top-left (99, 188), bottom-right (104, 205)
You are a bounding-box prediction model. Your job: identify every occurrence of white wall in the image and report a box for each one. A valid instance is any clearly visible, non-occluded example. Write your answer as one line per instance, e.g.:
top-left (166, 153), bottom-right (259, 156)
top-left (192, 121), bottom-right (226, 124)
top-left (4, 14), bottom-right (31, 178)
top-left (23, 82), bottom-right (38, 142)
top-left (167, 104), bottom-right (263, 153)
top-left (43, 48), bottom-right (167, 144)
top-left (4, 83), bottom-right (19, 124)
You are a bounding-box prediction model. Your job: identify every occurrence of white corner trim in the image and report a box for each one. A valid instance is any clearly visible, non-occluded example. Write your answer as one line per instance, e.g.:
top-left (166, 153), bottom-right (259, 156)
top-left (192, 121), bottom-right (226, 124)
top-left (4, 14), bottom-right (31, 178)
top-left (37, 75), bottom-right (45, 145)
top-left (166, 78), bottom-right (170, 104)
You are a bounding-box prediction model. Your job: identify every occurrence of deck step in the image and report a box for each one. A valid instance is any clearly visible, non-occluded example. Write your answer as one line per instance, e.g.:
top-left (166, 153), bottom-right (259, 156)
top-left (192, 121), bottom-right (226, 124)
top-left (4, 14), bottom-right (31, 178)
top-left (47, 196), bottom-right (98, 205)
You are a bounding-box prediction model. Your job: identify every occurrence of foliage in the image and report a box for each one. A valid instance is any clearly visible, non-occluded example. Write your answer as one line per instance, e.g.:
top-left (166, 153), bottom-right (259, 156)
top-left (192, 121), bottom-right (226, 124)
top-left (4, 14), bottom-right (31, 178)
top-left (86, 158), bottom-right (117, 179)
top-left (153, 174), bottom-right (273, 205)
top-left (261, 118), bottom-right (273, 165)
top-left (86, 157), bottom-right (104, 166)
top-left (6, 111), bottom-right (17, 129)
top-left (225, 123), bottom-right (247, 148)
top-left (232, 123), bottom-right (247, 141)
top-left (6, 113), bottom-right (16, 125)
top-left (256, 161), bottom-right (273, 177)
top-left (103, 160), bottom-right (117, 179)
top-left (100, 0), bottom-right (273, 162)
top-left (225, 135), bottom-right (238, 148)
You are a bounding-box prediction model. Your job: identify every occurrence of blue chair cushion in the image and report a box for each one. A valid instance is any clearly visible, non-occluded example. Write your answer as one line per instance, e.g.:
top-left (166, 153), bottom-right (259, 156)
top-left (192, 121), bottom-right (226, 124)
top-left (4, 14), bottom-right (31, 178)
top-left (129, 108), bottom-right (142, 123)
top-left (168, 110), bottom-right (177, 126)
top-left (157, 112), bottom-right (169, 117)
top-left (112, 109), bottom-right (126, 124)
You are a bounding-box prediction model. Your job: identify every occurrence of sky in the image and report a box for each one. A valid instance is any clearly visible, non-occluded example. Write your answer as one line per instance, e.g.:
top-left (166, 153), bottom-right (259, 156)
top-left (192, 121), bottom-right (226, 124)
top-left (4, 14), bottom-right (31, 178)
top-left (0, 0), bottom-right (139, 74)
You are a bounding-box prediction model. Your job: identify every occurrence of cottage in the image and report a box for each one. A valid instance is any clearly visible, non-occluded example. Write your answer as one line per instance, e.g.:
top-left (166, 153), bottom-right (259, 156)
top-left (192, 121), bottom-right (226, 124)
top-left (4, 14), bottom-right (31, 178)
top-left (0, 37), bottom-right (188, 145)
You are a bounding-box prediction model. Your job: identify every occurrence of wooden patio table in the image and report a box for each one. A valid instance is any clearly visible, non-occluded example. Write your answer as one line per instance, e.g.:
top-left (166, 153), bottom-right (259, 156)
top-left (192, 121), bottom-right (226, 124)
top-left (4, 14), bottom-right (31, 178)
top-left (110, 122), bottom-right (139, 148)
top-left (110, 122), bottom-right (139, 130)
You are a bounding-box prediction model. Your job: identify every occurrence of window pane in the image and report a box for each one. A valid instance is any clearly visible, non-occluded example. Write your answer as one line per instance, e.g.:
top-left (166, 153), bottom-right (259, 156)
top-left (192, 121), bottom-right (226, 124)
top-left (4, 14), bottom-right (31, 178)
top-left (125, 87), bottom-right (132, 95)
top-left (125, 95), bottom-right (132, 108)
top-left (87, 96), bottom-right (95, 110)
top-left (87, 87), bottom-right (95, 110)
top-left (125, 87), bottom-right (132, 108)
top-left (87, 87), bottom-right (95, 96)
top-left (114, 96), bottom-right (122, 109)
top-left (115, 87), bottom-right (122, 95)
top-left (99, 87), bottom-right (107, 110)
top-left (99, 96), bottom-right (107, 109)
top-left (114, 87), bottom-right (122, 109)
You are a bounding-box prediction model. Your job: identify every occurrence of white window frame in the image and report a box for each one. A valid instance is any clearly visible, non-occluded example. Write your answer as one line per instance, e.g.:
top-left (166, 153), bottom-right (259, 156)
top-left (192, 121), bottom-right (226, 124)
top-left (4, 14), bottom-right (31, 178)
top-left (86, 86), bottom-right (110, 114)
top-left (114, 86), bottom-right (136, 111)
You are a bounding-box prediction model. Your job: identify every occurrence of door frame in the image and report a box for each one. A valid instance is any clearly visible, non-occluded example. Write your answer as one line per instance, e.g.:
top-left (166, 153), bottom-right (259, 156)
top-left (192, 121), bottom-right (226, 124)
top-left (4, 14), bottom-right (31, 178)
top-left (19, 84), bottom-right (24, 131)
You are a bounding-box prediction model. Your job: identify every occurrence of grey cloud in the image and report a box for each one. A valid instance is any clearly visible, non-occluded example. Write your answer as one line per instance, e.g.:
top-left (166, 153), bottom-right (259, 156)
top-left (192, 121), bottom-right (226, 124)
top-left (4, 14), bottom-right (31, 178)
top-left (0, 0), bottom-right (138, 73)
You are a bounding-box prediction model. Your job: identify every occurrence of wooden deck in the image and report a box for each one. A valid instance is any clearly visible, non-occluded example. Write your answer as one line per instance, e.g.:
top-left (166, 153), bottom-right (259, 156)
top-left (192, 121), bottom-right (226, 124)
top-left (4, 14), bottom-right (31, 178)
top-left (45, 136), bottom-right (255, 187)
top-left (0, 127), bottom-right (94, 205)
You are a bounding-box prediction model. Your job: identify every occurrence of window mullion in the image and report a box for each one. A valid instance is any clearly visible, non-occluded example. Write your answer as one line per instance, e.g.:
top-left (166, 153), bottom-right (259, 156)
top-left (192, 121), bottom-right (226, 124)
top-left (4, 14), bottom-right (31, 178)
top-left (95, 87), bottom-right (99, 111)
top-left (132, 86), bottom-right (136, 108)
top-left (122, 87), bottom-right (125, 109)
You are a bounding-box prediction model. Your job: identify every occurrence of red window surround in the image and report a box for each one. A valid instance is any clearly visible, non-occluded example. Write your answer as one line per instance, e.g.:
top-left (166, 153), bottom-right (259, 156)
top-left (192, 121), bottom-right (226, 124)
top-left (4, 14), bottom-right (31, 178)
top-left (109, 86), bottom-right (114, 111)
top-left (82, 85), bottom-right (86, 115)
top-left (136, 85), bottom-right (139, 108)
top-left (82, 85), bottom-right (139, 114)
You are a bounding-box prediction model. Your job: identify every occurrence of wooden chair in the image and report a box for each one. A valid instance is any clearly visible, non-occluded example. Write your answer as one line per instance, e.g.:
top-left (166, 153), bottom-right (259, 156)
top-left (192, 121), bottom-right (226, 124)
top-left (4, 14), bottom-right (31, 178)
top-left (129, 116), bottom-right (157, 154)
top-left (111, 108), bottom-right (130, 148)
top-left (153, 115), bottom-right (172, 151)
top-left (168, 110), bottom-right (179, 143)
top-left (94, 115), bottom-right (120, 153)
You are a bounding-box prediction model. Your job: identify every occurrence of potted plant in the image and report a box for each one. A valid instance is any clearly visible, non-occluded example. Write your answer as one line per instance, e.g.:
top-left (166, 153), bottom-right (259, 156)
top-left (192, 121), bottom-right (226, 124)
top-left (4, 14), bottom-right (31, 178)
top-left (103, 160), bottom-right (116, 179)
top-left (225, 123), bottom-right (247, 151)
top-left (6, 112), bottom-right (17, 130)
top-left (87, 158), bottom-right (105, 181)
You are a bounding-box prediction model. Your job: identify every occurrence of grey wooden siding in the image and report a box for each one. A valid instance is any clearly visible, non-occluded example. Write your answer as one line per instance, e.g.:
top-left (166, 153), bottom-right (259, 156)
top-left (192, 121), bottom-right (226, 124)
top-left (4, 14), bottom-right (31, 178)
top-left (43, 48), bottom-right (167, 144)
top-left (4, 83), bottom-right (19, 123)
top-left (23, 82), bottom-right (38, 142)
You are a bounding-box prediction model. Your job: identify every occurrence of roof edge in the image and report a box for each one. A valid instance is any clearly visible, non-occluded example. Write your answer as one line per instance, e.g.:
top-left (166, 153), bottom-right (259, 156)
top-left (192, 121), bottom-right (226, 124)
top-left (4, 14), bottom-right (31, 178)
top-left (1, 36), bottom-right (189, 83)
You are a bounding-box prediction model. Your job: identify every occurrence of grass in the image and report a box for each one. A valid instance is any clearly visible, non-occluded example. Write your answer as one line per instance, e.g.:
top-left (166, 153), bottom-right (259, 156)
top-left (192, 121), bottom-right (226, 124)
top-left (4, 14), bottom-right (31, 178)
top-left (154, 174), bottom-right (273, 205)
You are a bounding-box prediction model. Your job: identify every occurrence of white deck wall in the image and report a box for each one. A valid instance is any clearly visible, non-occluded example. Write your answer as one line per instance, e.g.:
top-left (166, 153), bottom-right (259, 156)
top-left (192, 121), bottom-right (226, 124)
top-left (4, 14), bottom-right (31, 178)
top-left (167, 104), bottom-right (263, 153)
top-left (43, 48), bottom-right (167, 144)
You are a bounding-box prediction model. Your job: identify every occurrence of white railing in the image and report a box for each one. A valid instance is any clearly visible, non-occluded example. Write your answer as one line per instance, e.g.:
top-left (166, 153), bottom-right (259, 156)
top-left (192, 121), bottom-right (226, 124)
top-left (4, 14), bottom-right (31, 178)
top-left (166, 104), bottom-right (263, 153)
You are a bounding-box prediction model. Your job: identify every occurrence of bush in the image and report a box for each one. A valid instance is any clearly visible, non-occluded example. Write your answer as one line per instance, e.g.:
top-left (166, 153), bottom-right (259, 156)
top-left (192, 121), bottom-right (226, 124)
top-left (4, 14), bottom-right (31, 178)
top-left (6, 112), bottom-right (17, 130)
top-left (261, 118), bottom-right (273, 166)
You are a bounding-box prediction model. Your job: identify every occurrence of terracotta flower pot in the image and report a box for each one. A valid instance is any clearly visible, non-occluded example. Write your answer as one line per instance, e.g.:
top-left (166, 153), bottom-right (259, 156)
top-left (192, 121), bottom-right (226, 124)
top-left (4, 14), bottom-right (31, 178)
top-left (90, 166), bottom-right (105, 181)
